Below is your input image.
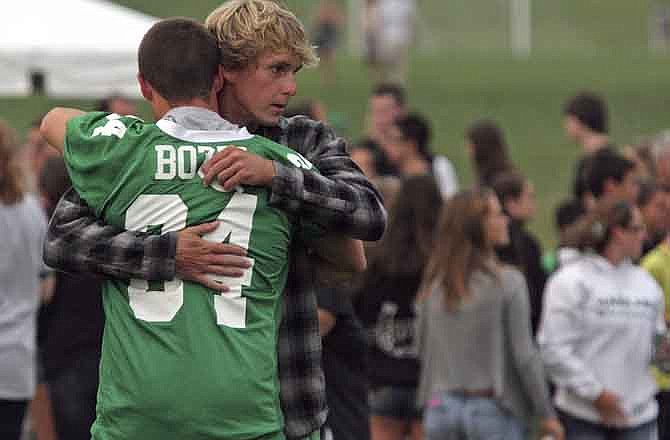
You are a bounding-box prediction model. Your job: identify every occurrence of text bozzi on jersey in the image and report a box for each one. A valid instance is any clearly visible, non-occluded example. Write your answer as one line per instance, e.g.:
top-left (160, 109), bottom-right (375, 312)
top-left (154, 144), bottom-right (245, 180)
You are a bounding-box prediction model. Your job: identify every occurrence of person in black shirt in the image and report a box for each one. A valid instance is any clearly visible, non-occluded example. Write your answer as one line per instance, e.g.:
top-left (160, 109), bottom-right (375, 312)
top-left (355, 175), bottom-right (442, 440)
top-left (317, 287), bottom-right (370, 440)
top-left (563, 91), bottom-right (612, 209)
top-left (39, 157), bottom-right (104, 440)
top-left (492, 171), bottom-right (547, 334)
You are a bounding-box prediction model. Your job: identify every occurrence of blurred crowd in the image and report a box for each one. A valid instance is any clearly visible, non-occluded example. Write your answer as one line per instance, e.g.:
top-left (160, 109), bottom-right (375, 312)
top-left (311, 86), bottom-right (670, 440)
top-left (0, 96), bottom-right (137, 440)
top-left (3, 83), bottom-right (670, 440)
top-left (1, 1), bottom-right (670, 439)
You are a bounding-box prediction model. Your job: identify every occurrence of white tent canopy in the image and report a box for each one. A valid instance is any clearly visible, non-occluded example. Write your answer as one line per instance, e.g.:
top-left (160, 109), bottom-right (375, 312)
top-left (0, 0), bottom-right (159, 97)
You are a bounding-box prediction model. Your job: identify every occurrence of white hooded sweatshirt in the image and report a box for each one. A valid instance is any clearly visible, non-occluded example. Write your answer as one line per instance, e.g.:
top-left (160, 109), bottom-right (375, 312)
top-left (538, 254), bottom-right (666, 427)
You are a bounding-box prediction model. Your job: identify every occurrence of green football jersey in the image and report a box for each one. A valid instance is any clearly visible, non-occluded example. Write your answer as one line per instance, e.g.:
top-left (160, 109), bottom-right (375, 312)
top-left (63, 111), bottom-right (319, 440)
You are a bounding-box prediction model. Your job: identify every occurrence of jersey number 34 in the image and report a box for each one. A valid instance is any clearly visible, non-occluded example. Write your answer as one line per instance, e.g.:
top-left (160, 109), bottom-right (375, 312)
top-left (125, 193), bottom-right (257, 329)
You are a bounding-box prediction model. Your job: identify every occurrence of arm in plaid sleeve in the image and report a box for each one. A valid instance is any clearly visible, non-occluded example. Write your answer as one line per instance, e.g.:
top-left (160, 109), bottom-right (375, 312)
top-left (265, 116), bottom-right (387, 241)
top-left (43, 187), bottom-right (177, 281)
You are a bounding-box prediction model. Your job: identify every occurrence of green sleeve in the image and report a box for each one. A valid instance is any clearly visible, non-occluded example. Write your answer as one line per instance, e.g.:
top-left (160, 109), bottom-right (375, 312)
top-left (63, 112), bottom-right (145, 215)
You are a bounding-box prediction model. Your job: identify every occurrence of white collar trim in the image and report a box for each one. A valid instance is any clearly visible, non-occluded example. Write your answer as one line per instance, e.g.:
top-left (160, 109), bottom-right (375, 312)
top-left (156, 118), bottom-right (254, 143)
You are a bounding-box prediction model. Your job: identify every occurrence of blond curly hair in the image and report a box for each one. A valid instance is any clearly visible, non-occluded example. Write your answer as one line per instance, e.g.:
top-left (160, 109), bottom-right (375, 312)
top-left (205, 0), bottom-right (319, 71)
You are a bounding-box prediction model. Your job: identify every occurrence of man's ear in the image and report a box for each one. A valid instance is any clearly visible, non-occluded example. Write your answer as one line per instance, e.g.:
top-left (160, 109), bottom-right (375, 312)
top-left (137, 73), bottom-right (153, 102)
top-left (213, 65), bottom-right (225, 93)
top-left (221, 65), bottom-right (239, 84)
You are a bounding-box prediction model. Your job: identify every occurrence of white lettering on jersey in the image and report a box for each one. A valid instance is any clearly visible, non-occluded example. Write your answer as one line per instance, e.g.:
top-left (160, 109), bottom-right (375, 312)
top-left (125, 193), bottom-right (258, 328)
top-left (197, 145), bottom-right (217, 162)
top-left (125, 194), bottom-right (188, 322)
top-left (92, 114), bottom-right (128, 139)
top-left (287, 152), bottom-right (313, 170)
top-left (155, 144), bottom-right (249, 181)
top-left (155, 145), bottom-right (177, 180)
top-left (178, 145), bottom-right (197, 179)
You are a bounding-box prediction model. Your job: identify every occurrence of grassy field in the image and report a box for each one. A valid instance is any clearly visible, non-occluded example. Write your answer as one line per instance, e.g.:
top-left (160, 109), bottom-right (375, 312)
top-left (2, 0), bottom-right (669, 248)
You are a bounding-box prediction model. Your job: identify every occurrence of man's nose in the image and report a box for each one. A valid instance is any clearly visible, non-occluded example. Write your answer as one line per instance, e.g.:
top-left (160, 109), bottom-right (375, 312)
top-left (282, 73), bottom-right (297, 96)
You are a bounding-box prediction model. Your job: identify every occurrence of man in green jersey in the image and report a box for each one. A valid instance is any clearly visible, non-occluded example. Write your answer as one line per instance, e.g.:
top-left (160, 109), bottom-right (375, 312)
top-left (41, 18), bottom-right (364, 440)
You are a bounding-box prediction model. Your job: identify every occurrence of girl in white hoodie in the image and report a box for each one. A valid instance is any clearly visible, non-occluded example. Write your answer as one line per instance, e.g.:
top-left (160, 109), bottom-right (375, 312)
top-left (538, 200), bottom-right (666, 440)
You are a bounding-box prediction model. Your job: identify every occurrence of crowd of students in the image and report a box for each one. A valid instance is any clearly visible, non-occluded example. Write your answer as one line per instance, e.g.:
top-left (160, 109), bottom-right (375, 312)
top-left (317, 86), bottom-right (670, 440)
top-left (1, 2), bottom-right (670, 440)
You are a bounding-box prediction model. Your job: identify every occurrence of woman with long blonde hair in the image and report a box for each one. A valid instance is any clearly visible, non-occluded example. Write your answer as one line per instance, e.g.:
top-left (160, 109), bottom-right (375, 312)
top-left (0, 119), bottom-right (48, 440)
top-left (416, 188), bottom-right (563, 440)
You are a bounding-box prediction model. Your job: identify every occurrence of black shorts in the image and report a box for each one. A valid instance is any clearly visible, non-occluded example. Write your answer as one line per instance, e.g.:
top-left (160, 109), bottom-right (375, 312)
top-left (369, 385), bottom-right (422, 420)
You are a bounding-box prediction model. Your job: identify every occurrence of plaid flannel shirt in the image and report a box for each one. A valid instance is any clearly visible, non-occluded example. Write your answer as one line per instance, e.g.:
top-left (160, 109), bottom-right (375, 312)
top-left (43, 115), bottom-right (387, 439)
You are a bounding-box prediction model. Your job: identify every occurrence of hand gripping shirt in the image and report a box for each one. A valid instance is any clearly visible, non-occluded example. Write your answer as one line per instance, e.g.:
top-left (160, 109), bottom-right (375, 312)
top-left (63, 109), bottom-right (319, 440)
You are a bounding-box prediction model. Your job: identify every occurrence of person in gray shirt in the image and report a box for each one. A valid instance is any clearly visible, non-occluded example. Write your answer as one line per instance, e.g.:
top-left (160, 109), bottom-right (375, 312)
top-left (0, 119), bottom-right (48, 440)
top-left (416, 188), bottom-right (563, 440)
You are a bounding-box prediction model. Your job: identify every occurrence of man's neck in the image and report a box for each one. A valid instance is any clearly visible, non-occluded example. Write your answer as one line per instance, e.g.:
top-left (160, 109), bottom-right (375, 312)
top-left (581, 132), bottom-right (609, 154)
top-left (169, 99), bottom-right (212, 113)
top-left (603, 244), bottom-right (626, 266)
top-left (219, 104), bottom-right (263, 133)
top-left (218, 89), bottom-right (252, 127)
top-left (400, 156), bottom-right (430, 176)
top-left (154, 98), bottom-right (214, 121)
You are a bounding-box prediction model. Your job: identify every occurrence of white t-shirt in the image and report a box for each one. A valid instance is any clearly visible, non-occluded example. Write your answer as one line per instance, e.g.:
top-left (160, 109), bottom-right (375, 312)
top-left (0, 195), bottom-right (46, 399)
top-left (432, 155), bottom-right (459, 199)
top-left (377, 0), bottom-right (416, 49)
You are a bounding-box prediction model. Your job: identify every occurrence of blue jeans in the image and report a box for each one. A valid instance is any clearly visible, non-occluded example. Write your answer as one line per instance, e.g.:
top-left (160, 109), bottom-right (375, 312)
top-left (424, 392), bottom-right (525, 440)
top-left (559, 410), bottom-right (657, 440)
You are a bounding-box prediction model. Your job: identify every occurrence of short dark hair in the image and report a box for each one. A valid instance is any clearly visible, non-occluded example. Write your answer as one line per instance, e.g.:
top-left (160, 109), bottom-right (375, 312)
top-left (585, 149), bottom-right (635, 198)
top-left (563, 91), bottom-right (608, 134)
top-left (395, 112), bottom-right (432, 159)
top-left (39, 156), bottom-right (71, 217)
top-left (138, 18), bottom-right (221, 102)
top-left (491, 171), bottom-right (526, 206)
top-left (637, 180), bottom-right (660, 207)
top-left (569, 200), bottom-right (634, 254)
top-left (555, 198), bottom-right (585, 230)
top-left (372, 83), bottom-right (406, 107)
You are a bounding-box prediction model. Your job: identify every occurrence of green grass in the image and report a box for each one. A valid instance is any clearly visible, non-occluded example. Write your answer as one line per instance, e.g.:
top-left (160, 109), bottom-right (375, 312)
top-left (3, 0), bottom-right (670, 248)
top-left (292, 52), bottom-right (670, 247)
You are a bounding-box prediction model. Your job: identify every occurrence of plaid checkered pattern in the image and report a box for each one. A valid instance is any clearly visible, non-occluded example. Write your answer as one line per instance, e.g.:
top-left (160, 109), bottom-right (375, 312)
top-left (44, 115), bottom-right (386, 438)
top-left (43, 187), bottom-right (177, 281)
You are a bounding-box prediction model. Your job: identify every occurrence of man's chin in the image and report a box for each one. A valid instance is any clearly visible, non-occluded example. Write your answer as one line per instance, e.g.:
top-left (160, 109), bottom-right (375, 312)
top-left (257, 114), bottom-right (281, 126)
